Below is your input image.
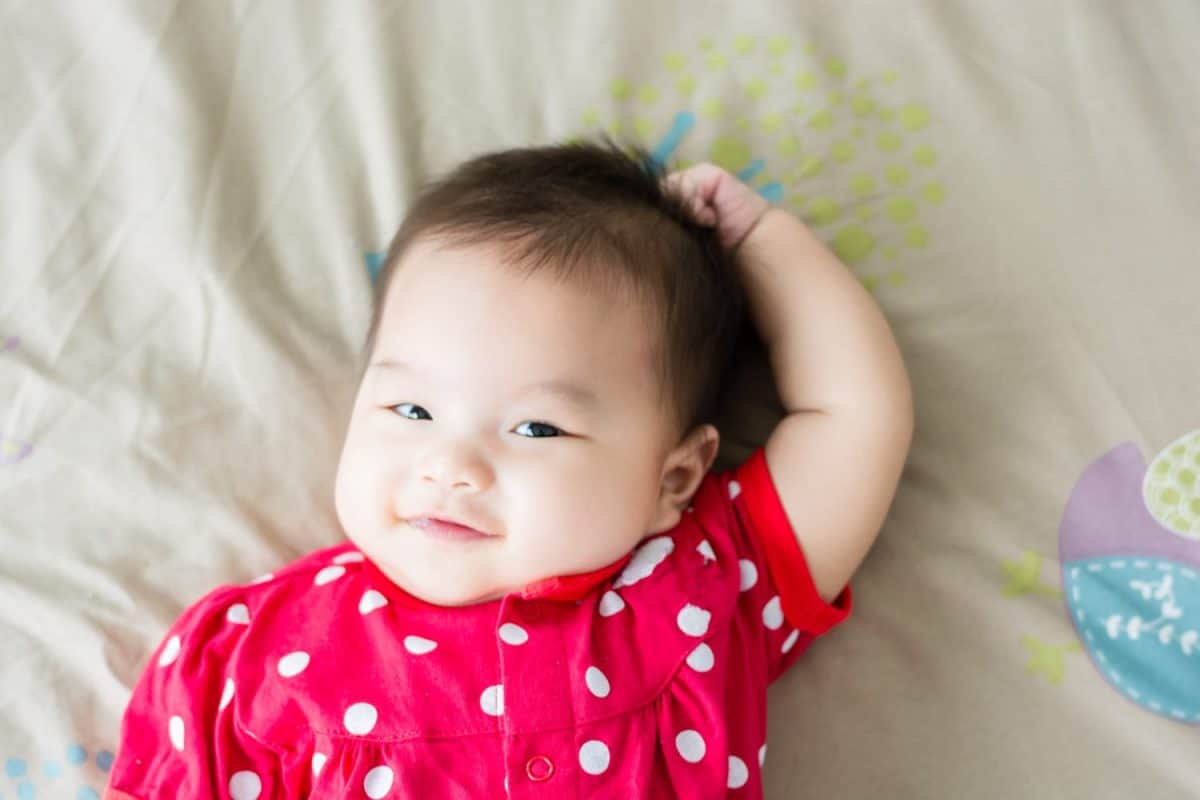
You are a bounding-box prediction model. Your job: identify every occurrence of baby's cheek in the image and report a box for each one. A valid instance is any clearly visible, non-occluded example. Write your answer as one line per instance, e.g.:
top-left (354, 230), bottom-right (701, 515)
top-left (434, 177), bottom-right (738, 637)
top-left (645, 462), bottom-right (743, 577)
top-left (333, 451), bottom-right (384, 533)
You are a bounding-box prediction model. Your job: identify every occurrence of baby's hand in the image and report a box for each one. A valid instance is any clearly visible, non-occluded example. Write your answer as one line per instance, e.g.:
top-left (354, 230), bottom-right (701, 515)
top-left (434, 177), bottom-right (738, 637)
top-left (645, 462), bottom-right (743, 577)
top-left (663, 163), bottom-right (772, 254)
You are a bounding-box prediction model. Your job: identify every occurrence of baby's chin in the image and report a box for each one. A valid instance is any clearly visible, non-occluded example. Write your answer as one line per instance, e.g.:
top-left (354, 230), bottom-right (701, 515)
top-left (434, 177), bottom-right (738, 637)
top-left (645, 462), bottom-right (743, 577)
top-left (352, 539), bottom-right (520, 607)
top-left (405, 581), bottom-right (507, 607)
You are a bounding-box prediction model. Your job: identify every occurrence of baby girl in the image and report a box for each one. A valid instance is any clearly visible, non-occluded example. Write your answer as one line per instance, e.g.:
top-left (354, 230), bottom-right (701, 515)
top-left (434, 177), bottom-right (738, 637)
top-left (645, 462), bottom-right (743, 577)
top-left (106, 140), bottom-right (913, 798)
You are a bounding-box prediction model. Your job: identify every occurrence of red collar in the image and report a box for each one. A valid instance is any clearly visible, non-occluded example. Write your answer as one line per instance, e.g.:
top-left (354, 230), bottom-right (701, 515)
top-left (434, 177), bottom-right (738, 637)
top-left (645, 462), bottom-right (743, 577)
top-left (516, 551), bottom-right (633, 601)
top-left (360, 549), bottom-right (634, 610)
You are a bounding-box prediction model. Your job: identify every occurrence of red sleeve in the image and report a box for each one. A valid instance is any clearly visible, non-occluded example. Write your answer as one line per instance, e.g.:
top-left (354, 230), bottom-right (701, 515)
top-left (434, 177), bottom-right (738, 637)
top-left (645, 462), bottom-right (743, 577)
top-left (108, 584), bottom-right (284, 798)
top-left (732, 446), bottom-right (853, 637)
top-left (698, 446), bottom-right (853, 684)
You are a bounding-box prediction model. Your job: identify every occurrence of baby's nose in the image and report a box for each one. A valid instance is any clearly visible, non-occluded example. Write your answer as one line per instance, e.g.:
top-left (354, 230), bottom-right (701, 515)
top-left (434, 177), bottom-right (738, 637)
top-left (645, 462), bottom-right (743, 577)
top-left (418, 443), bottom-right (492, 491)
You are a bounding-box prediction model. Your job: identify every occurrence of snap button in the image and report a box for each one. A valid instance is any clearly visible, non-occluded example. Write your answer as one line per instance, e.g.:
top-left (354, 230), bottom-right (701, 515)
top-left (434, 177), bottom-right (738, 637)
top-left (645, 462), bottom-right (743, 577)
top-left (525, 754), bottom-right (554, 782)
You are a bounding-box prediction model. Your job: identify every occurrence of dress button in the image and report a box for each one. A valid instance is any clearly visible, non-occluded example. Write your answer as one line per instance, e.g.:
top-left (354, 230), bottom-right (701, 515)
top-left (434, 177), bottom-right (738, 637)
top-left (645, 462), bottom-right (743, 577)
top-left (525, 754), bottom-right (554, 782)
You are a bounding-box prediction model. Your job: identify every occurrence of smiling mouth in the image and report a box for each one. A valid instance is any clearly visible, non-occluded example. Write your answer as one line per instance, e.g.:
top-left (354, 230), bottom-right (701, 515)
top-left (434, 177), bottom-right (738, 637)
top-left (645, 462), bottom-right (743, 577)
top-left (409, 517), bottom-right (494, 542)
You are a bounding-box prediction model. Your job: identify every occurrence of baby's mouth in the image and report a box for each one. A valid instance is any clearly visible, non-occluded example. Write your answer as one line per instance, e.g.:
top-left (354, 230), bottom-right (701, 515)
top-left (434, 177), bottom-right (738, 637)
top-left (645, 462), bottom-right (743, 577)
top-left (408, 517), bottom-right (495, 542)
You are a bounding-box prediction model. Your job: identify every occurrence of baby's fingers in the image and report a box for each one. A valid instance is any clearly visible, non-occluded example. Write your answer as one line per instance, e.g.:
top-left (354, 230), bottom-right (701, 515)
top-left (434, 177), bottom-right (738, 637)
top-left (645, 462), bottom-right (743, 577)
top-left (662, 170), bottom-right (719, 226)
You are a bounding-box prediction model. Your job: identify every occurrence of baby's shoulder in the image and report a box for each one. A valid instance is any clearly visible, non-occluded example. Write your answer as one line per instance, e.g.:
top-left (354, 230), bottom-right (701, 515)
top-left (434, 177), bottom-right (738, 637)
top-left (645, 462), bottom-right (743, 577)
top-left (170, 542), bottom-right (366, 632)
top-left (237, 541), bottom-right (365, 593)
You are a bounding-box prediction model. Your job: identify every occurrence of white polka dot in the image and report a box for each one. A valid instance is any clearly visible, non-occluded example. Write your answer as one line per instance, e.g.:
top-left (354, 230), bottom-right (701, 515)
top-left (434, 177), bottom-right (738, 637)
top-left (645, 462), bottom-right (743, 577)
top-left (762, 596), bottom-right (784, 630)
top-left (277, 651), bottom-right (310, 678)
top-left (219, 678), bottom-right (235, 711)
top-left (782, 629), bottom-right (800, 653)
top-left (686, 643), bottom-right (714, 673)
top-left (168, 715), bottom-right (185, 751)
top-left (579, 740), bottom-right (610, 775)
top-left (480, 684), bottom-right (504, 716)
top-left (249, 573), bottom-right (274, 584)
top-left (359, 589), bottom-right (388, 615)
top-left (334, 551), bottom-right (365, 564)
top-left (598, 590), bottom-right (626, 617)
top-left (585, 666), bottom-right (611, 698)
top-left (229, 771), bottom-right (262, 800)
top-left (758, 743), bottom-right (767, 767)
top-left (728, 480), bottom-right (741, 500)
top-left (498, 623), bottom-right (529, 645)
top-left (226, 603), bottom-right (250, 625)
top-left (344, 702), bottom-right (378, 735)
top-left (738, 559), bottom-right (758, 591)
top-left (614, 536), bottom-right (674, 588)
top-left (404, 635), bottom-right (437, 655)
top-left (314, 565), bottom-right (346, 586)
top-left (364, 765), bottom-right (394, 798)
top-left (158, 635), bottom-right (181, 667)
top-left (675, 729), bottom-right (707, 763)
top-left (312, 753), bottom-right (327, 776)
top-left (677, 603), bottom-right (712, 637)
top-left (728, 755), bottom-right (749, 788)
top-left (696, 539), bottom-right (716, 562)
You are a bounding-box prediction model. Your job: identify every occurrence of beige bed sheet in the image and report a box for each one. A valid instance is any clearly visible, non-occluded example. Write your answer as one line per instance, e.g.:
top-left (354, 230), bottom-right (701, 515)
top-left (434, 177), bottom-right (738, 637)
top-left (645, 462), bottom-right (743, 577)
top-left (1, 1), bottom-right (1198, 797)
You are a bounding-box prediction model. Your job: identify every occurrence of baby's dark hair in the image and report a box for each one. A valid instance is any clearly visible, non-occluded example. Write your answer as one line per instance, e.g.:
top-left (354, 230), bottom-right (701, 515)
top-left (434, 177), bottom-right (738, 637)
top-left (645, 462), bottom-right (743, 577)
top-left (362, 137), bottom-right (748, 442)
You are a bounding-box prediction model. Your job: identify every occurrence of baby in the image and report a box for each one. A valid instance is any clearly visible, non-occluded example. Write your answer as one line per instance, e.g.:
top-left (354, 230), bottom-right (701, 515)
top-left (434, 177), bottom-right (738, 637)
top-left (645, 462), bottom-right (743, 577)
top-left (106, 140), bottom-right (913, 799)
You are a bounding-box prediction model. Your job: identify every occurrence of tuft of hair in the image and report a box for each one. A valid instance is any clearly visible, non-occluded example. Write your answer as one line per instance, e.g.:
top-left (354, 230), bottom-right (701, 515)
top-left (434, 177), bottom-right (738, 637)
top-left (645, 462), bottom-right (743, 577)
top-left (363, 136), bottom-right (748, 442)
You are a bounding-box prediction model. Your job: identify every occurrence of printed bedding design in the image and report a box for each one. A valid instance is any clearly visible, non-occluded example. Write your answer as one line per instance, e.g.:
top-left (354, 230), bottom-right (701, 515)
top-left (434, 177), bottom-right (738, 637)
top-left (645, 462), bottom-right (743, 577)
top-left (1, 2), bottom-right (1198, 798)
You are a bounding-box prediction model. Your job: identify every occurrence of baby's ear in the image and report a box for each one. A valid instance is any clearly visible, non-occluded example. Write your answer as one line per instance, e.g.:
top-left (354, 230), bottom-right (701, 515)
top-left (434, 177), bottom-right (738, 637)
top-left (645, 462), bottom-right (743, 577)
top-left (648, 425), bottom-right (720, 534)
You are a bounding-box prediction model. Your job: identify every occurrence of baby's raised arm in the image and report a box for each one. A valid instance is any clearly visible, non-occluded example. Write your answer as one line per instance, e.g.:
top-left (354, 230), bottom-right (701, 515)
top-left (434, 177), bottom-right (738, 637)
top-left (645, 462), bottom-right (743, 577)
top-left (668, 163), bottom-right (915, 603)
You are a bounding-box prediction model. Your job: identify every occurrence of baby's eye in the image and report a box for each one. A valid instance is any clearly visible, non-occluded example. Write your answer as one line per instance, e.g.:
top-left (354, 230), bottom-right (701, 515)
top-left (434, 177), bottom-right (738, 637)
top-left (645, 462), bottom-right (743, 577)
top-left (389, 403), bottom-right (431, 421)
top-left (514, 421), bottom-right (562, 438)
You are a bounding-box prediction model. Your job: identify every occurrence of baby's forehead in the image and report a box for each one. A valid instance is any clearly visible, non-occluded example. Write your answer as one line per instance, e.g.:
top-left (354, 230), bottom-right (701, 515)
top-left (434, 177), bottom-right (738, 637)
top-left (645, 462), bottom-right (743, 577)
top-left (389, 239), bottom-right (660, 327)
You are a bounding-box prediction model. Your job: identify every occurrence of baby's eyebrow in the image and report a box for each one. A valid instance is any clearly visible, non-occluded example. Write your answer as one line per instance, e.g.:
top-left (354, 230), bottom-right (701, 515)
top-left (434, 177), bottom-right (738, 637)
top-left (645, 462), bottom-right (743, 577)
top-left (370, 359), bottom-right (600, 411)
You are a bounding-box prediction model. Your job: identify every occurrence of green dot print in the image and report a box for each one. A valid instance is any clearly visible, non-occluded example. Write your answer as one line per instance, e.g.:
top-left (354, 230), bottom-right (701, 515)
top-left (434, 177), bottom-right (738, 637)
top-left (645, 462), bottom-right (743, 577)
top-left (886, 196), bottom-right (917, 223)
top-left (876, 130), bottom-right (902, 152)
top-left (808, 197), bottom-right (841, 225)
top-left (824, 57), bottom-right (847, 78)
top-left (851, 94), bottom-right (876, 117)
top-left (808, 109), bottom-right (833, 131)
top-left (1143, 429), bottom-right (1200, 538)
top-left (590, 33), bottom-right (946, 278)
top-left (851, 174), bottom-right (877, 197)
top-left (833, 225), bottom-right (875, 263)
top-left (796, 155), bottom-right (824, 178)
top-left (830, 140), bottom-right (855, 163)
top-left (905, 226), bottom-right (929, 248)
top-left (899, 103), bottom-right (931, 130)
top-left (711, 136), bottom-right (751, 171)
top-left (886, 165), bottom-right (910, 186)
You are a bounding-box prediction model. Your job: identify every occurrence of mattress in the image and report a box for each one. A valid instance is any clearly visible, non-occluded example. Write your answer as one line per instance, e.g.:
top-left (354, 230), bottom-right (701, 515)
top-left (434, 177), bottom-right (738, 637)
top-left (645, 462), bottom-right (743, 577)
top-left (1, 1), bottom-right (1197, 797)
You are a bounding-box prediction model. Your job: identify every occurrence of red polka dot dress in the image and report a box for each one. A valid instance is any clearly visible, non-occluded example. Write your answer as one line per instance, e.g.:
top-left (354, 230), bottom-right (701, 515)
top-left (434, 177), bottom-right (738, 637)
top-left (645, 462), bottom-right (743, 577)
top-left (107, 447), bottom-right (853, 799)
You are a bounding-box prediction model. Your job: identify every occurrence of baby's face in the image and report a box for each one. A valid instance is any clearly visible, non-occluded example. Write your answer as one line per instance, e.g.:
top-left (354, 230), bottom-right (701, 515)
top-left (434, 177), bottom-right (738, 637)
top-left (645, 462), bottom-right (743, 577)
top-left (334, 238), bottom-right (707, 607)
